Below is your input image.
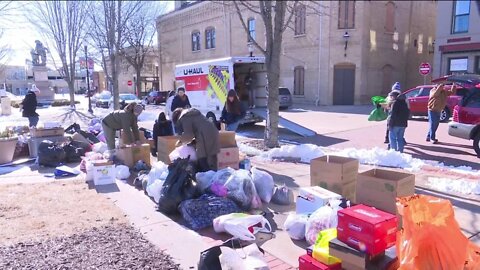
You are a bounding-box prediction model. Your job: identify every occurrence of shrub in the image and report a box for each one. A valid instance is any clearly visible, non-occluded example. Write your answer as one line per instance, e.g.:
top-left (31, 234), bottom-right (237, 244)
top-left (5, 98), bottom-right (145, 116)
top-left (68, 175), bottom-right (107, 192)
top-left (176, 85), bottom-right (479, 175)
top-left (51, 100), bottom-right (80, 107)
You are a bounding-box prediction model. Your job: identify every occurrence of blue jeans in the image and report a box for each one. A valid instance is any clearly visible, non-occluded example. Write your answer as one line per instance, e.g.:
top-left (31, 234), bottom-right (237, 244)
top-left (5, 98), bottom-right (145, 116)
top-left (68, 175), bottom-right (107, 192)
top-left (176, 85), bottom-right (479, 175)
top-left (28, 116), bottom-right (39, 127)
top-left (226, 121), bottom-right (240, 131)
top-left (427, 110), bottom-right (441, 140)
top-left (389, 126), bottom-right (406, 153)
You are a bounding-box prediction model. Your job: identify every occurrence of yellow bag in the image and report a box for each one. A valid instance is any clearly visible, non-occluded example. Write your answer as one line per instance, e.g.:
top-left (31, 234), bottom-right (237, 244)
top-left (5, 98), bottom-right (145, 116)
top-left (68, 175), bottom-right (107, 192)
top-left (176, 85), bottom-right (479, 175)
top-left (312, 228), bottom-right (342, 265)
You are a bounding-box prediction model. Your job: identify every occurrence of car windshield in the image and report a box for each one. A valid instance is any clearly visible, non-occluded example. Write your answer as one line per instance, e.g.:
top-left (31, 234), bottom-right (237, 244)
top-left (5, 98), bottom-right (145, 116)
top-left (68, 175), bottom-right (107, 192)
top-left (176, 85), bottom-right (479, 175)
top-left (279, 88), bottom-right (290, 95)
top-left (121, 94), bottom-right (137, 100)
top-left (99, 92), bottom-right (111, 99)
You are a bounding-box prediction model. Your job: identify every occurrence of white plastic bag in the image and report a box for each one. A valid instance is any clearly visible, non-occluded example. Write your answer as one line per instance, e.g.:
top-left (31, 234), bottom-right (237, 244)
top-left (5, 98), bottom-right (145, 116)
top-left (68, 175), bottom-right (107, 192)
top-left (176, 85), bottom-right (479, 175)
top-left (116, 165), bottom-right (130, 180)
top-left (251, 167), bottom-right (275, 203)
top-left (147, 161), bottom-right (169, 187)
top-left (169, 145), bottom-right (197, 162)
top-left (213, 213), bottom-right (272, 241)
top-left (146, 179), bottom-right (165, 203)
top-left (305, 199), bottom-right (342, 245)
top-left (219, 244), bottom-right (269, 270)
top-left (196, 170), bottom-right (216, 192)
top-left (284, 212), bottom-right (309, 240)
top-left (93, 142), bottom-right (108, 154)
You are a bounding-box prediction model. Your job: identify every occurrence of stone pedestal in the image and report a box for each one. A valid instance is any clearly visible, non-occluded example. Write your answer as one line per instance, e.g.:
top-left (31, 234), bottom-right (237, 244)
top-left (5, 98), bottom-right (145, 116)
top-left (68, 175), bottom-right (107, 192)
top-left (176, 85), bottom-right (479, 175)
top-left (32, 66), bottom-right (54, 104)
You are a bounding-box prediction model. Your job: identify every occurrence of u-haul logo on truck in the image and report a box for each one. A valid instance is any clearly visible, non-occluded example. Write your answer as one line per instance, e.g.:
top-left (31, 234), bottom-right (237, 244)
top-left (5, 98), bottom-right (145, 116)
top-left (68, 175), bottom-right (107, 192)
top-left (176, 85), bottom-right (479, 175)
top-left (182, 67), bottom-right (204, 75)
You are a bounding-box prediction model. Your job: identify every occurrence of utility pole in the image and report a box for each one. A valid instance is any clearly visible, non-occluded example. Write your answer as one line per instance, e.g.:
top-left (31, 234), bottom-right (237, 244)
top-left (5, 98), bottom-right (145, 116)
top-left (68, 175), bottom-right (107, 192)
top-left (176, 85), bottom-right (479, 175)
top-left (84, 45), bottom-right (93, 113)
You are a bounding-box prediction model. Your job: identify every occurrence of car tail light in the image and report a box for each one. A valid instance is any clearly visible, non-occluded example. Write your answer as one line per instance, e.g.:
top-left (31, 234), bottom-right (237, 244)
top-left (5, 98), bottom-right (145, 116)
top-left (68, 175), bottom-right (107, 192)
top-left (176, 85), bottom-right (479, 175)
top-left (453, 105), bottom-right (459, 122)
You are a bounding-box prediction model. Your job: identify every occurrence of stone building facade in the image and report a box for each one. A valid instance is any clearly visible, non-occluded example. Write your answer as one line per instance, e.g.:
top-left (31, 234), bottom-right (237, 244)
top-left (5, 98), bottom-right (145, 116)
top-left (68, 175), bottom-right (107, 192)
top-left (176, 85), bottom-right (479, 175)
top-left (433, 0), bottom-right (480, 78)
top-left (157, 1), bottom-right (436, 105)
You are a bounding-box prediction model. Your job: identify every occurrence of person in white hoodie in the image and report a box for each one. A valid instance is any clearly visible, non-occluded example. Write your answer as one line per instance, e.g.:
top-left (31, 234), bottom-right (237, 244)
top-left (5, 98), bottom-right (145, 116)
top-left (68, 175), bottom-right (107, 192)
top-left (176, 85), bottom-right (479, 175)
top-left (164, 90), bottom-right (176, 120)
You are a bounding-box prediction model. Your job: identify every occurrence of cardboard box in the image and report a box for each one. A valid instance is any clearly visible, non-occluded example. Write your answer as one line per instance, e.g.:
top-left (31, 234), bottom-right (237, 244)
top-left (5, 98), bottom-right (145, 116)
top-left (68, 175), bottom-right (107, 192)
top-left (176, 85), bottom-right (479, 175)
top-left (319, 180), bottom-right (356, 203)
top-left (356, 169), bottom-right (415, 215)
top-left (219, 131), bottom-right (237, 148)
top-left (92, 160), bottom-right (116, 186)
top-left (298, 254), bottom-right (341, 270)
top-left (311, 155), bottom-right (359, 184)
top-left (217, 147), bottom-right (240, 170)
top-left (157, 136), bottom-right (179, 164)
top-left (116, 144), bottom-right (151, 168)
top-left (329, 238), bottom-right (384, 270)
top-left (120, 130), bottom-right (148, 146)
top-left (337, 205), bottom-right (397, 255)
top-left (367, 246), bottom-right (399, 270)
top-left (296, 186), bottom-right (342, 214)
top-left (30, 127), bottom-right (65, 138)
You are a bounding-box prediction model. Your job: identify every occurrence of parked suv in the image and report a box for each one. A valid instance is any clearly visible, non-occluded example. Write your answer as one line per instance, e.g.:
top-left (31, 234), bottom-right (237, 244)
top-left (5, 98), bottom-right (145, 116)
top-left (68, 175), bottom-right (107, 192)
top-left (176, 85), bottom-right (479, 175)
top-left (447, 75), bottom-right (480, 157)
top-left (402, 84), bottom-right (467, 122)
top-left (144, 90), bottom-right (168, 105)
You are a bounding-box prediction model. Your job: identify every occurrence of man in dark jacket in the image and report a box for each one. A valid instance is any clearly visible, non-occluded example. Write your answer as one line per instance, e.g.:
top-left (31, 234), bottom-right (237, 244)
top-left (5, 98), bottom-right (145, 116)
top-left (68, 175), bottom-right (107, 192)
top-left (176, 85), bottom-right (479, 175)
top-left (21, 85), bottom-right (40, 127)
top-left (172, 108), bottom-right (220, 172)
top-left (170, 87), bottom-right (191, 112)
top-left (152, 112), bottom-right (174, 156)
top-left (388, 91), bottom-right (410, 153)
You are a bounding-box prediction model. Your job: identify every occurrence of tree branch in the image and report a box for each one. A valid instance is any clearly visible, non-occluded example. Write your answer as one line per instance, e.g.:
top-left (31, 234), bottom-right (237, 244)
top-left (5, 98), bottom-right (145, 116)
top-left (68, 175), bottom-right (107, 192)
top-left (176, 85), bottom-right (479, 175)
top-left (233, 1), bottom-right (266, 55)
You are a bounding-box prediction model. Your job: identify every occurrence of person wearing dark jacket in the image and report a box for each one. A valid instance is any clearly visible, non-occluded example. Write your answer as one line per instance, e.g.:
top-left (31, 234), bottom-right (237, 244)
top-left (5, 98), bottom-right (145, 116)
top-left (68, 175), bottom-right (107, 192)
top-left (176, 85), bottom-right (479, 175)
top-left (151, 112), bottom-right (174, 156)
top-left (21, 85), bottom-right (40, 127)
top-left (220, 90), bottom-right (245, 131)
top-left (102, 102), bottom-right (143, 151)
top-left (170, 87), bottom-right (191, 112)
top-left (172, 108), bottom-right (220, 172)
top-left (388, 91), bottom-right (410, 153)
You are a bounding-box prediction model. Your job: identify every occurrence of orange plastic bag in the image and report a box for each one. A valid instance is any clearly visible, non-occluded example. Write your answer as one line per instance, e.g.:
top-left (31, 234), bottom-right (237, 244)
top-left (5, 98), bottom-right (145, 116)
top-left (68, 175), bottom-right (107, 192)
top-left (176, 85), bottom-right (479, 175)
top-left (396, 195), bottom-right (480, 270)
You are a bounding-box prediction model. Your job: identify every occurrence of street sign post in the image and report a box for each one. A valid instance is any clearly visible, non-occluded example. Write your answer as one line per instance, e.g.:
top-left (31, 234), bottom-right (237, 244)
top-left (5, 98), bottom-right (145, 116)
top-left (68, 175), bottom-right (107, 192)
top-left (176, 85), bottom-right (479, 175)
top-left (419, 62), bottom-right (431, 85)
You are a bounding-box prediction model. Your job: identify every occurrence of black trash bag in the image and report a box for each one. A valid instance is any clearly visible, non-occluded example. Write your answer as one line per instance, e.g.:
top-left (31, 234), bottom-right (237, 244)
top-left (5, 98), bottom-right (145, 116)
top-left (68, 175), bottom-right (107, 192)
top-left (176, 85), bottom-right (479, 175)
top-left (78, 130), bottom-right (100, 144)
top-left (64, 123), bottom-right (81, 134)
top-left (38, 140), bottom-right (66, 167)
top-left (271, 184), bottom-right (294, 205)
top-left (63, 140), bottom-right (89, 163)
top-left (157, 157), bottom-right (200, 215)
top-left (198, 239), bottom-right (264, 270)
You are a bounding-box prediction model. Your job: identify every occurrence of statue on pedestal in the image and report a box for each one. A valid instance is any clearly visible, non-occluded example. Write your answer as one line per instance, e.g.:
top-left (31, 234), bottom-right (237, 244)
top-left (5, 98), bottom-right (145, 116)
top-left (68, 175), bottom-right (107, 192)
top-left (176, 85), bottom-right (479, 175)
top-left (30, 40), bottom-right (49, 66)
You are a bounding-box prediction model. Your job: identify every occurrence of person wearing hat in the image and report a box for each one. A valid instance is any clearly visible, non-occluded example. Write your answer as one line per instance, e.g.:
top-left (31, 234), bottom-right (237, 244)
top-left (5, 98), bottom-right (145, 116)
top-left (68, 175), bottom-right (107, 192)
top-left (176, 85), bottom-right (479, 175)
top-left (102, 102), bottom-right (143, 151)
top-left (383, 82), bottom-right (402, 145)
top-left (21, 84), bottom-right (40, 128)
top-left (387, 91), bottom-right (410, 153)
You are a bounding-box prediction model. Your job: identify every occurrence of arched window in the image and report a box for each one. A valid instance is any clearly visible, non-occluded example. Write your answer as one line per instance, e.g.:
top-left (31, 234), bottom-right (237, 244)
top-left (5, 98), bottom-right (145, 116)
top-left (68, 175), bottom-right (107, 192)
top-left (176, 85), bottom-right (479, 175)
top-left (205, 27), bottom-right (216, 49)
top-left (247, 18), bottom-right (256, 42)
top-left (338, 1), bottom-right (355, 29)
top-left (191, 31), bottom-right (201, 51)
top-left (385, 2), bottom-right (396, 33)
top-left (295, 4), bottom-right (306, 35)
top-left (294, 66), bottom-right (305, 95)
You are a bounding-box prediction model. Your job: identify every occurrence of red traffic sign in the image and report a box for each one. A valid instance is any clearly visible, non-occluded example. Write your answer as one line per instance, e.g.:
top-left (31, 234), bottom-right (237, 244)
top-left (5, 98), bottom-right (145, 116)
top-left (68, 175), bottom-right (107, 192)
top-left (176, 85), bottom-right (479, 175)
top-left (127, 80), bottom-right (133, 86)
top-left (419, 62), bottom-right (431, 76)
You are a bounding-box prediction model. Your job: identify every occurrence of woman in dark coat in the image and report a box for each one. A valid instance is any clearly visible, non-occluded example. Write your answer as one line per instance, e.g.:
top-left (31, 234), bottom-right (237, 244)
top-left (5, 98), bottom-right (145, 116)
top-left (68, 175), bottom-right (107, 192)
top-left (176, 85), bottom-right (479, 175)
top-left (151, 112), bottom-right (174, 156)
top-left (220, 89), bottom-right (245, 131)
top-left (170, 87), bottom-right (191, 112)
top-left (21, 85), bottom-right (40, 127)
top-left (172, 108), bottom-right (220, 172)
top-left (388, 91), bottom-right (410, 153)
top-left (102, 102), bottom-right (143, 151)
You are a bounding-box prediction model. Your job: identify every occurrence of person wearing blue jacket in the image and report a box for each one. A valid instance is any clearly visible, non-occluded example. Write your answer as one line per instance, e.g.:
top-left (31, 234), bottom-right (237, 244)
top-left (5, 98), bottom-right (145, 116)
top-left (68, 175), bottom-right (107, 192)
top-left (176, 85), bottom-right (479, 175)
top-left (220, 90), bottom-right (245, 131)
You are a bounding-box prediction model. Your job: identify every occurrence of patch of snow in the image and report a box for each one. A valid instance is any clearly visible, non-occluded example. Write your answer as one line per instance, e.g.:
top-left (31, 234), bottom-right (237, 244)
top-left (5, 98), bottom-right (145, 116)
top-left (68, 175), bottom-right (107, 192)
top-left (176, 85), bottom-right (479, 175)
top-left (137, 111), bottom-right (158, 122)
top-left (426, 177), bottom-right (480, 195)
top-left (261, 144), bottom-right (325, 163)
top-left (289, 108), bottom-right (311, 112)
top-left (435, 164), bottom-right (480, 176)
top-left (238, 142), bottom-right (263, 156)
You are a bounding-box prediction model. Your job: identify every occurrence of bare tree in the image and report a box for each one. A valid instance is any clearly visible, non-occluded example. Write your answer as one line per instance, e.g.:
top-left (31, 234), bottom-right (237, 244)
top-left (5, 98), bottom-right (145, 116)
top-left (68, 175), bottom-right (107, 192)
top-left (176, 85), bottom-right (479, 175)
top-left (230, 0), bottom-right (324, 148)
top-left (89, 0), bottom-right (144, 110)
top-left (0, 1), bottom-right (15, 68)
top-left (27, 1), bottom-right (91, 108)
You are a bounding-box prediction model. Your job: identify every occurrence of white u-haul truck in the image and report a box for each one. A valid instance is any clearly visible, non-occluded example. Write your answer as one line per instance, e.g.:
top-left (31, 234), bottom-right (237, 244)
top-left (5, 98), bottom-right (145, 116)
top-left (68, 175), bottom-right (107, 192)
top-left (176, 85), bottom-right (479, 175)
top-left (174, 56), bottom-right (267, 124)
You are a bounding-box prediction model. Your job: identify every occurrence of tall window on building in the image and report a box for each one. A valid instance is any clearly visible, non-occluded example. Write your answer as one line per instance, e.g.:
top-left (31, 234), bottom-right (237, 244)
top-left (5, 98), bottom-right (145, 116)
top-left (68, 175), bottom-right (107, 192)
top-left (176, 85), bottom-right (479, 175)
top-left (448, 57), bottom-right (468, 74)
top-left (474, 56), bottom-right (480, 75)
top-left (294, 66), bottom-right (305, 96)
top-left (205, 27), bottom-right (216, 49)
top-left (248, 18), bottom-right (256, 42)
top-left (192, 31), bottom-right (201, 51)
top-left (452, 0), bottom-right (470, 33)
top-left (295, 4), bottom-right (306, 35)
top-left (338, 1), bottom-right (355, 29)
top-left (385, 2), bottom-right (396, 33)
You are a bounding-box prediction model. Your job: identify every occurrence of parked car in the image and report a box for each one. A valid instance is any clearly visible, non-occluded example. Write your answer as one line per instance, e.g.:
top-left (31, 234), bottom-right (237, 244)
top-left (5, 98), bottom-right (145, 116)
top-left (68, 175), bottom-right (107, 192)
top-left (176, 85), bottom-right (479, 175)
top-left (279, 87), bottom-right (293, 110)
top-left (447, 74), bottom-right (480, 157)
top-left (113, 93), bottom-right (144, 109)
top-left (402, 84), bottom-right (468, 122)
top-left (144, 90), bottom-right (168, 105)
top-left (95, 91), bottom-right (112, 108)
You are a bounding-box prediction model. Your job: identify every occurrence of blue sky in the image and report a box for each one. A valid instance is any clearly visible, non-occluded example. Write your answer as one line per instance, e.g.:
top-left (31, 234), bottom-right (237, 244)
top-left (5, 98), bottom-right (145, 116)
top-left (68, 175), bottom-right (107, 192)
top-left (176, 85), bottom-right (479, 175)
top-left (1, 1), bottom-right (174, 67)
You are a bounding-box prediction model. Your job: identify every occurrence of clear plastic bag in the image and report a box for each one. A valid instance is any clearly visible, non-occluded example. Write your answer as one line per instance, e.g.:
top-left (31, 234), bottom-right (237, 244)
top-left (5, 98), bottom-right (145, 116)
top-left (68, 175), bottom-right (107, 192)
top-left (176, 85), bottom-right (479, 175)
top-left (116, 165), bottom-right (130, 180)
top-left (284, 212), bottom-right (308, 240)
top-left (271, 184), bottom-right (294, 205)
top-left (305, 199), bottom-right (342, 245)
top-left (251, 167), bottom-right (274, 203)
top-left (196, 170), bottom-right (216, 192)
top-left (169, 145), bottom-right (197, 162)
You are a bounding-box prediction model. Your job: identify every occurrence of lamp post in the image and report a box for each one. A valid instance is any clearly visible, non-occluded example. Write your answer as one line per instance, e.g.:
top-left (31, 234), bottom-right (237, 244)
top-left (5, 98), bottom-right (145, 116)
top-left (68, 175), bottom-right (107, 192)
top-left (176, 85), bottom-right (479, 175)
top-left (248, 43), bottom-right (254, 57)
top-left (155, 63), bottom-right (159, 91)
top-left (343, 31), bottom-right (350, 57)
top-left (84, 45), bottom-right (93, 113)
